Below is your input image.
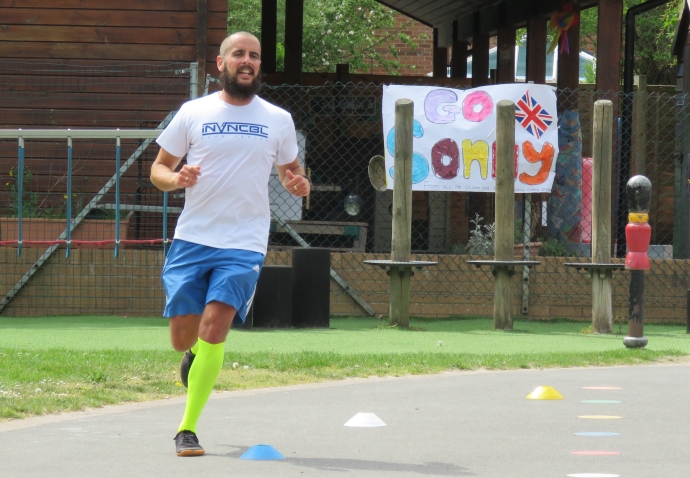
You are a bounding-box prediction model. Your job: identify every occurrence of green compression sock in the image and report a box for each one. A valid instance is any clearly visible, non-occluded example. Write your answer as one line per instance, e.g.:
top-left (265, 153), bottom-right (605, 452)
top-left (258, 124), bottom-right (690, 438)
top-left (190, 341), bottom-right (199, 355)
top-left (177, 339), bottom-right (224, 434)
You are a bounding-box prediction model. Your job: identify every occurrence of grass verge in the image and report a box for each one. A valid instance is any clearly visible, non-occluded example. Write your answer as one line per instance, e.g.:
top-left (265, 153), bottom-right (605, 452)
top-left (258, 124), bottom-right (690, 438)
top-left (0, 316), bottom-right (688, 421)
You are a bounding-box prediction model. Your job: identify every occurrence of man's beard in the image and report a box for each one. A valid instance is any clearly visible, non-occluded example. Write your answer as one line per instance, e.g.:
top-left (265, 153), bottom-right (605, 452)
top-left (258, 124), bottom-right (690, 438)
top-left (219, 66), bottom-right (262, 100)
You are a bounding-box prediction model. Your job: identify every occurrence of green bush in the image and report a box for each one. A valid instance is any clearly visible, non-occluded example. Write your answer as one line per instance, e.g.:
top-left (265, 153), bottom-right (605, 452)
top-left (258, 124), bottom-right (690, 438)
top-left (537, 238), bottom-right (577, 257)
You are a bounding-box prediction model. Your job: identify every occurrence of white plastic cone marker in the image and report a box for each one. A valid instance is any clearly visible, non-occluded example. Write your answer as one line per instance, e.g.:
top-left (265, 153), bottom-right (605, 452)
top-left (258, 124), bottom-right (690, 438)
top-left (525, 386), bottom-right (564, 400)
top-left (567, 474), bottom-right (620, 478)
top-left (344, 412), bottom-right (387, 427)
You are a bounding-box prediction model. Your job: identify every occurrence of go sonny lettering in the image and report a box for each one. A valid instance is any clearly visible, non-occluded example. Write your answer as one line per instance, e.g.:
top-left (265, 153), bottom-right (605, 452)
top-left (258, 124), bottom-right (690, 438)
top-left (386, 88), bottom-right (555, 187)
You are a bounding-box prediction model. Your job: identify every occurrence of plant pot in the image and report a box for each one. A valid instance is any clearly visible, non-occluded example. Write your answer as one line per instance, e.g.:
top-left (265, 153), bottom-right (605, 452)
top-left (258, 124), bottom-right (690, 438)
top-left (513, 242), bottom-right (542, 258)
top-left (0, 217), bottom-right (128, 248)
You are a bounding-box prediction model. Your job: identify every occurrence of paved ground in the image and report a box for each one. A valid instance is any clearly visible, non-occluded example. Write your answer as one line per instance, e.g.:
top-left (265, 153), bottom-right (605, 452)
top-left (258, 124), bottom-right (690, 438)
top-left (1, 363), bottom-right (688, 477)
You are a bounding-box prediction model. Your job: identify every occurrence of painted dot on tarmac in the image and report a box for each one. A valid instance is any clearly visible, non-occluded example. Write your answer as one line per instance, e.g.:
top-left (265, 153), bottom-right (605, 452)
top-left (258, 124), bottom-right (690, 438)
top-left (582, 387), bottom-right (622, 390)
top-left (578, 415), bottom-right (622, 419)
top-left (567, 474), bottom-right (620, 478)
top-left (581, 400), bottom-right (622, 404)
top-left (571, 451), bottom-right (621, 456)
top-left (574, 432), bottom-right (621, 437)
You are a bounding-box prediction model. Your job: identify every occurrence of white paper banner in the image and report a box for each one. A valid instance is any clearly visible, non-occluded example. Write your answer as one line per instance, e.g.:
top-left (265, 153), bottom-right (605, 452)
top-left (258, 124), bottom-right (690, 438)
top-left (382, 84), bottom-right (559, 193)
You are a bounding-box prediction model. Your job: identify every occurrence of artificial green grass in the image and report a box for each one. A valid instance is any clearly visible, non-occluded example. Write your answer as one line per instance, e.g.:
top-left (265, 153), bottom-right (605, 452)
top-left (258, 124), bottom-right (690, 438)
top-left (0, 316), bottom-right (688, 420)
top-left (1, 315), bottom-right (689, 354)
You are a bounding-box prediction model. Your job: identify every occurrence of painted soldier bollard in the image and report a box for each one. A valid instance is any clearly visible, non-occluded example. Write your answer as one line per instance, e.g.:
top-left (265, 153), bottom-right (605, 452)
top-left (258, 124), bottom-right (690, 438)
top-left (623, 175), bottom-right (652, 348)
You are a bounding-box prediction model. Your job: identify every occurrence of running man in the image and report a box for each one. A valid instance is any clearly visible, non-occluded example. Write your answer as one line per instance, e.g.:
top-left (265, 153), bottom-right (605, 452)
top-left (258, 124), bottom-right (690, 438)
top-left (150, 31), bottom-right (310, 457)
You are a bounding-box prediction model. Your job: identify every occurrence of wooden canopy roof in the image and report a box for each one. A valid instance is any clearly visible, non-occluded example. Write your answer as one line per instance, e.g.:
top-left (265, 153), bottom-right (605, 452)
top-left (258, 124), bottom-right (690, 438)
top-left (377, 0), bottom-right (598, 42)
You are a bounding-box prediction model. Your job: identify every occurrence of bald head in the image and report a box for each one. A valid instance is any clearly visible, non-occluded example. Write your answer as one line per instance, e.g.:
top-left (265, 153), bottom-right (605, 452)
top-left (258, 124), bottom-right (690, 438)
top-left (219, 32), bottom-right (261, 60)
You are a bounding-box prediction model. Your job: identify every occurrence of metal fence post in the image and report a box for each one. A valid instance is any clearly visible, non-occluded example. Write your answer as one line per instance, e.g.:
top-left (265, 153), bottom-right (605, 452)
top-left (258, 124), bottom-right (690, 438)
top-left (189, 62), bottom-right (199, 100)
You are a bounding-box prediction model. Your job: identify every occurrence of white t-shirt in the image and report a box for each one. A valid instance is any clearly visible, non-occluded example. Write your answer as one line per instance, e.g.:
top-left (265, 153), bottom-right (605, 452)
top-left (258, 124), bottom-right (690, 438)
top-left (156, 93), bottom-right (298, 254)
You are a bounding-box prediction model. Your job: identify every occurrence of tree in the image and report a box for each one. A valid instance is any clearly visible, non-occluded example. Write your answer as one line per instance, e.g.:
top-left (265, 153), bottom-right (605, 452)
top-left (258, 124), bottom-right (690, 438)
top-left (579, 0), bottom-right (680, 85)
top-left (227, 0), bottom-right (421, 74)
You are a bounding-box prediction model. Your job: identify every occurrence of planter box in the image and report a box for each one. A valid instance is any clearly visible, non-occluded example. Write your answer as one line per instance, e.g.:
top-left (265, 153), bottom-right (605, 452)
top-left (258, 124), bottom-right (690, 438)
top-left (513, 242), bottom-right (542, 258)
top-left (0, 217), bottom-right (128, 248)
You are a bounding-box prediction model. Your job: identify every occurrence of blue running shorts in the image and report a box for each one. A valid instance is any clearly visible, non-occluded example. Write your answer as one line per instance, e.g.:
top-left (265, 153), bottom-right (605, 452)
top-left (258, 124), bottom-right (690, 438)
top-left (161, 239), bottom-right (265, 324)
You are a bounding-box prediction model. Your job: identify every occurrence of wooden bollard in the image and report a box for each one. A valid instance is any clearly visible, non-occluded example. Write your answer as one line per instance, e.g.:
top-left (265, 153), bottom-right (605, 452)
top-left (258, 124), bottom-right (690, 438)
top-left (390, 98), bottom-right (413, 328)
top-left (591, 100), bottom-right (614, 334)
top-left (624, 175), bottom-right (652, 348)
top-left (494, 100), bottom-right (515, 330)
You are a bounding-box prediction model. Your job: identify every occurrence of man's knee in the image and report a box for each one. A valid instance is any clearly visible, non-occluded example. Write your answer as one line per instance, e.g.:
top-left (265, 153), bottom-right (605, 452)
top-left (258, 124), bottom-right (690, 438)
top-left (169, 314), bottom-right (201, 352)
top-left (199, 302), bottom-right (236, 344)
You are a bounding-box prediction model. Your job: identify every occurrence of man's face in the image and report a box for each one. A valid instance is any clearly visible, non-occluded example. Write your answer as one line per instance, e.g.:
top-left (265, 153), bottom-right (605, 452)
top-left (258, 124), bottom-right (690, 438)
top-left (217, 35), bottom-right (262, 100)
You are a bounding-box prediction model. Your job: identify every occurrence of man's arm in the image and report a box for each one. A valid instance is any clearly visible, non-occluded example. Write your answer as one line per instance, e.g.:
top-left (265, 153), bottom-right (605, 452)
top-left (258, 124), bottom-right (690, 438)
top-left (275, 158), bottom-right (310, 197)
top-left (150, 148), bottom-right (201, 192)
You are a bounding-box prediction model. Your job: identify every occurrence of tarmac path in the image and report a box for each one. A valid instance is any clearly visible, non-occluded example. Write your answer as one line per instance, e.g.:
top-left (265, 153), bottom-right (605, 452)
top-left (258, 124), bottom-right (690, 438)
top-left (1, 363), bottom-right (688, 477)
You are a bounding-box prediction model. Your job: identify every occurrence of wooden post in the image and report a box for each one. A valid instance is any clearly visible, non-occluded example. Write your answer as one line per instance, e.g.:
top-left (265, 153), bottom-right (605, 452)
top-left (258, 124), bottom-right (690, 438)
top-left (494, 100), bottom-right (516, 330)
top-left (472, 12), bottom-right (490, 87)
top-left (450, 20), bottom-right (468, 80)
top-left (284, 0), bottom-right (304, 85)
top-left (195, 0), bottom-right (208, 98)
top-left (526, 16), bottom-right (547, 84)
top-left (496, 4), bottom-right (515, 85)
top-left (336, 63), bottom-right (350, 83)
top-left (390, 99), bottom-right (413, 328)
top-left (261, 0), bottom-right (278, 74)
top-left (632, 75), bottom-right (647, 176)
top-left (591, 100), bottom-right (614, 334)
top-left (596, 0), bottom-right (623, 98)
top-left (556, 11), bottom-right (580, 112)
top-left (433, 28), bottom-right (449, 77)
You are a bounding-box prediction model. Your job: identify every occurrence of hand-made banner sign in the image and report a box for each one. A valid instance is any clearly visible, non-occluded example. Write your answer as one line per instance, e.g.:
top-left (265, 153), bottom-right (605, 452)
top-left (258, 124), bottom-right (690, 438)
top-left (382, 84), bottom-right (559, 193)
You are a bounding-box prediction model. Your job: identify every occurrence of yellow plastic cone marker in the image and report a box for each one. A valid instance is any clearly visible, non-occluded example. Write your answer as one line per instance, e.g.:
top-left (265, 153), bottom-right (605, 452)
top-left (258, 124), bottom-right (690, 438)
top-left (526, 386), bottom-right (564, 400)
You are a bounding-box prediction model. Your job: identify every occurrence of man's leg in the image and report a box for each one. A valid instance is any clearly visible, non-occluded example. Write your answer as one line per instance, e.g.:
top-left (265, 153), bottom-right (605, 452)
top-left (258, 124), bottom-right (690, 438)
top-left (169, 314), bottom-right (201, 352)
top-left (170, 314), bottom-right (202, 388)
top-left (175, 301), bottom-right (235, 456)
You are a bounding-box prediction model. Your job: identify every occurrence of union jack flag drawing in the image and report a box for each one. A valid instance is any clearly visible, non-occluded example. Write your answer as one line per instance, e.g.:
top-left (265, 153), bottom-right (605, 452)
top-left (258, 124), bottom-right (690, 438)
top-left (515, 91), bottom-right (553, 139)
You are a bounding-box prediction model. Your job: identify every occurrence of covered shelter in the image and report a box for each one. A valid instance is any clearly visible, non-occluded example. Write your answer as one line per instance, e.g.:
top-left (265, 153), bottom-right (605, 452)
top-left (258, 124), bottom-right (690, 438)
top-left (267, 0), bottom-right (622, 94)
top-left (263, 0), bottom-right (623, 249)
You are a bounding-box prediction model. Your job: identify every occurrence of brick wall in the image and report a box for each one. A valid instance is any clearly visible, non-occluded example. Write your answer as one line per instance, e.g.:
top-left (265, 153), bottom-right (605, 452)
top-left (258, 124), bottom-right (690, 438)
top-left (1, 247), bottom-right (688, 324)
top-left (364, 14), bottom-right (434, 76)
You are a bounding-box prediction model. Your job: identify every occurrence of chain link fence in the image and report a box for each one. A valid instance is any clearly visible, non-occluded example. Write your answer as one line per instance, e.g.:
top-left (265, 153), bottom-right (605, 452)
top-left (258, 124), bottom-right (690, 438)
top-left (255, 82), bottom-right (690, 317)
top-left (1, 61), bottom-right (688, 318)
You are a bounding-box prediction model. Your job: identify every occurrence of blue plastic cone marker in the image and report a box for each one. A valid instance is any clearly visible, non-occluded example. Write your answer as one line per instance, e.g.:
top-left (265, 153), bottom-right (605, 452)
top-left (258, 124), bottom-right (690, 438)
top-left (526, 386), bottom-right (564, 400)
top-left (240, 444), bottom-right (285, 461)
top-left (344, 412), bottom-right (386, 427)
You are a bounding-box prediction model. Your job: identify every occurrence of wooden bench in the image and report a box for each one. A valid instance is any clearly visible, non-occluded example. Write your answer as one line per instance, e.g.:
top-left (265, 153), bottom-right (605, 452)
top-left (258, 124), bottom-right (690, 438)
top-left (269, 220), bottom-right (368, 251)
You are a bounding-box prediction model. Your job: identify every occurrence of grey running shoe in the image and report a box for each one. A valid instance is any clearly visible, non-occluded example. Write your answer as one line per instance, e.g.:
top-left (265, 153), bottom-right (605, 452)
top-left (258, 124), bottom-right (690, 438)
top-left (174, 430), bottom-right (205, 457)
top-left (180, 350), bottom-right (195, 388)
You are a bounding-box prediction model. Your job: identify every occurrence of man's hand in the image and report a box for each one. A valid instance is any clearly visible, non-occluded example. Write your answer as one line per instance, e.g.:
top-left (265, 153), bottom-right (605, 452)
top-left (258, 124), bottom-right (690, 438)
top-left (150, 148), bottom-right (201, 192)
top-left (283, 169), bottom-right (310, 197)
top-left (176, 165), bottom-right (201, 188)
